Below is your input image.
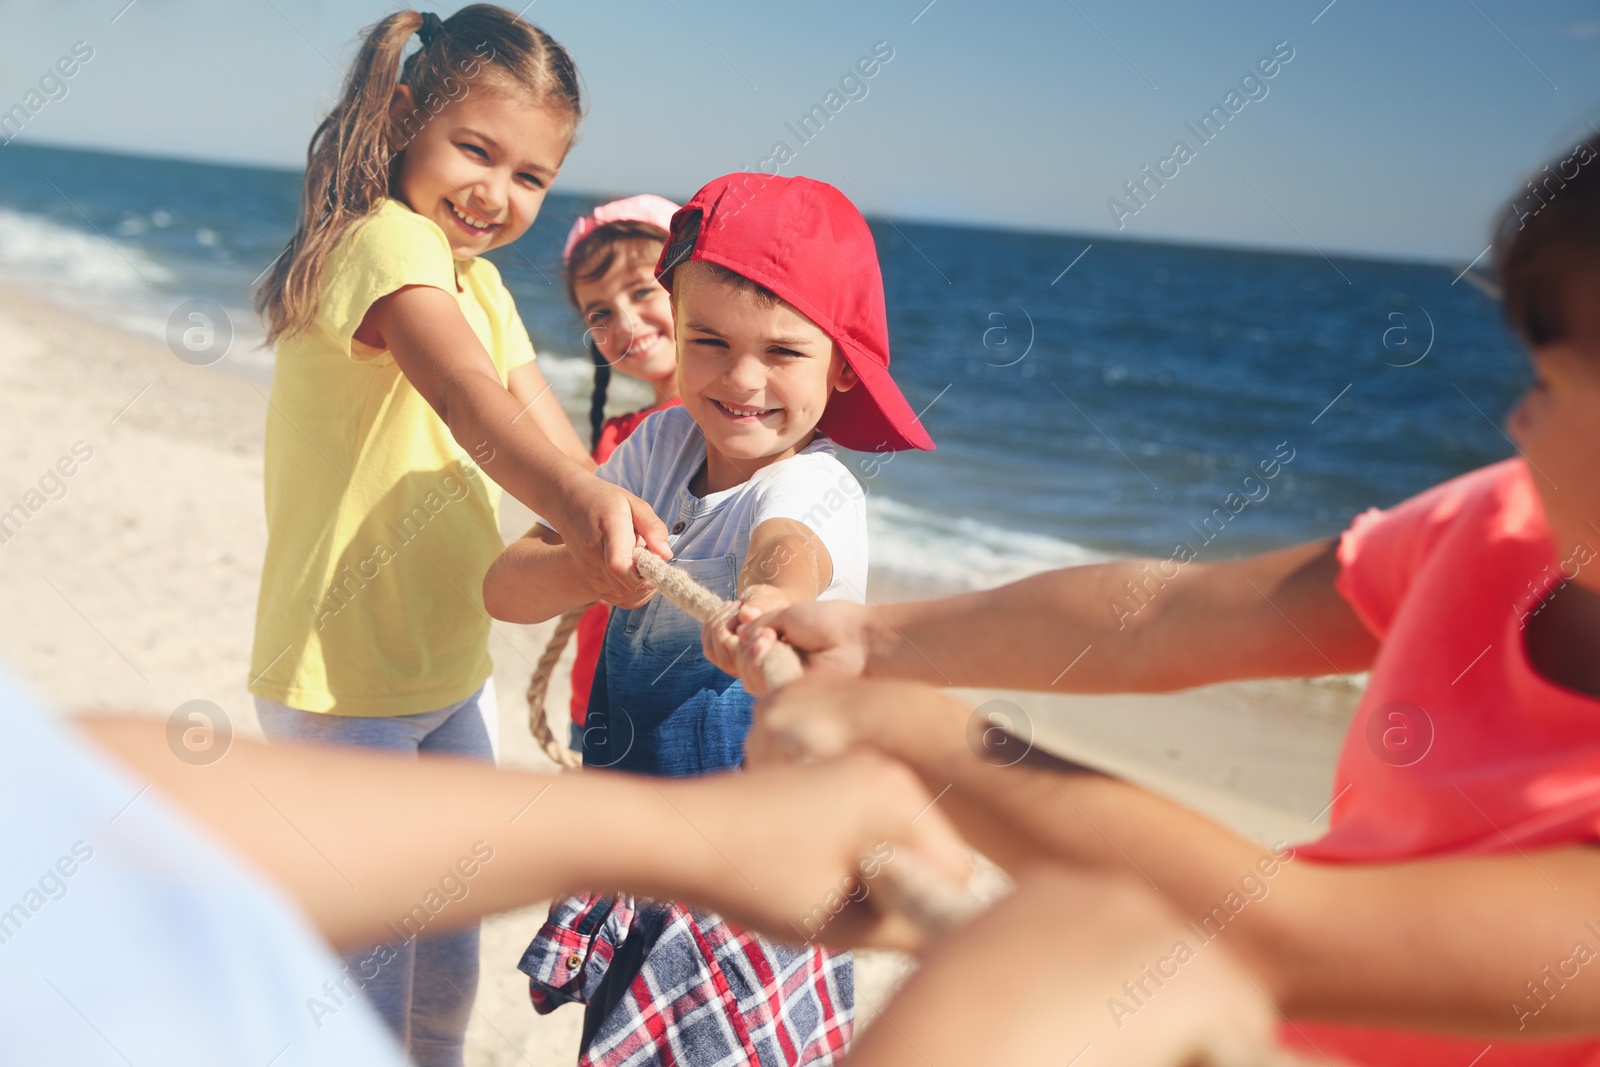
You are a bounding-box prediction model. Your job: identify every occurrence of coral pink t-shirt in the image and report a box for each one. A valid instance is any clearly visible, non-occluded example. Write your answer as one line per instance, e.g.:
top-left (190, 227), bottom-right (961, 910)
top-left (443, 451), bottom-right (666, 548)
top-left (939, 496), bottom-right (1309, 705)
top-left (1281, 459), bottom-right (1600, 1065)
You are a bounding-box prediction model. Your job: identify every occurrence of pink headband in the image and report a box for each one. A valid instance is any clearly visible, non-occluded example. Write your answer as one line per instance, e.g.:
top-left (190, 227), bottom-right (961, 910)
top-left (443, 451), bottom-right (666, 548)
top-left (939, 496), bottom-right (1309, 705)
top-left (562, 194), bottom-right (681, 265)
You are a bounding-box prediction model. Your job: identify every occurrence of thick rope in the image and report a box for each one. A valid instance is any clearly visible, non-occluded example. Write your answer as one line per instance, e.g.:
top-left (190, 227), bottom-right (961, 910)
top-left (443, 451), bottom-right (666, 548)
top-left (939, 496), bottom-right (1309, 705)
top-left (631, 549), bottom-right (805, 692)
top-left (526, 551), bottom-right (982, 933)
top-left (630, 547), bottom-right (983, 938)
top-left (529, 554), bottom-right (1317, 1059)
top-left (525, 607), bottom-right (586, 770)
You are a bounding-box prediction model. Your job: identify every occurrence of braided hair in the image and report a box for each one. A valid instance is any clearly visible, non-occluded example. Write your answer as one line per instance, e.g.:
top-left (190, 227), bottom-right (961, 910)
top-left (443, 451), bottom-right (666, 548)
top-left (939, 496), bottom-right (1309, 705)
top-left (564, 219), bottom-right (671, 454)
top-left (585, 337), bottom-right (612, 452)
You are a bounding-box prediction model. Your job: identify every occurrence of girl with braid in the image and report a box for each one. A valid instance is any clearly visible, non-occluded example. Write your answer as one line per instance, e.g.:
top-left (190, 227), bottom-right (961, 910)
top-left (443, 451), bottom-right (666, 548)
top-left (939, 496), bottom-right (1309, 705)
top-left (559, 195), bottom-right (683, 748)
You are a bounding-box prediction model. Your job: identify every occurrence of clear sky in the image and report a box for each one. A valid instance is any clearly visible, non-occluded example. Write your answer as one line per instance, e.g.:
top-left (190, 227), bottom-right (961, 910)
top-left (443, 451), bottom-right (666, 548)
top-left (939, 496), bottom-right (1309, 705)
top-left (3, 0), bottom-right (1598, 262)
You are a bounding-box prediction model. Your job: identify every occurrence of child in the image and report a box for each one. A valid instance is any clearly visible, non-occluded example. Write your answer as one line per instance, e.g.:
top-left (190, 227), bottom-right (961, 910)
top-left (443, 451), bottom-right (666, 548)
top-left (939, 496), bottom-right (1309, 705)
top-left (560, 194), bottom-right (683, 749)
top-left (483, 173), bottom-right (935, 1065)
top-left (741, 135), bottom-right (1600, 1063)
top-left (248, 8), bottom-right (666, 1064)
top-left (73, 702), bottom-right (1274, 1067)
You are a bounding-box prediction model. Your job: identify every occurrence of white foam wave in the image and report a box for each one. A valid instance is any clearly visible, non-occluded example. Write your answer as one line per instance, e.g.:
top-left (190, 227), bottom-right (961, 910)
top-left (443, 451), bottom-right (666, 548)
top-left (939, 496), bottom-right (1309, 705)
top-left (538, 350), bottom-right (658, 421)
top-left (0, 222), bottom-right (1097, 590)
top-left (0, 207), bottom-right (280, 377)
top-left (866, 494), bottom-right (1108, 593)
top-left (0, 207), bottom-right (172, 292)
top-left (511, 363), bottom-right (1102, 596)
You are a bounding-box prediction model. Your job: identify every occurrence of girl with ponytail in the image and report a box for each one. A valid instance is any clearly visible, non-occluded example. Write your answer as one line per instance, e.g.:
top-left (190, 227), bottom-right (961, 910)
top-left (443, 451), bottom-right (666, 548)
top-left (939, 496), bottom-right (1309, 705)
top-left (559, 194), bottom-right (682, 747)
top-left (248, 8), bottom-right (668, 1063)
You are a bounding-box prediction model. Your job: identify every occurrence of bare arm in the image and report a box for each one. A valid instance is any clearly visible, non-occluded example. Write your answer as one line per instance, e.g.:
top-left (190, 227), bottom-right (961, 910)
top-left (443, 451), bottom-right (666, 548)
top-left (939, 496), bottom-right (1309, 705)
top-left (745, 538), bottom-right (1379, 692)
top-left (508, 361), bottom-right (594, 472)
top-left (481, 524), bottom-right (608, 623)
top-left (364, 285), bottom-right (669, 604)
top-left (849, 866), bottom-right (1280, 1067)
top-left (748, 679), bottom-right (1600, 1038)
top-left (704, 518), bottom-right (833, 691)
top-left (79, 716), bottom-right (971, 955)
top-left (84, 716), bottom-right (1282, 1064)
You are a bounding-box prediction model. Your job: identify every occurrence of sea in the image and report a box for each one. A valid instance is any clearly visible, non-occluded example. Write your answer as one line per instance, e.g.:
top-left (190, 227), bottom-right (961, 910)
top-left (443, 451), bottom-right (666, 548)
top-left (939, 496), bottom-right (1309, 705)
top-left (0, 141), bottom-right (1527, 597)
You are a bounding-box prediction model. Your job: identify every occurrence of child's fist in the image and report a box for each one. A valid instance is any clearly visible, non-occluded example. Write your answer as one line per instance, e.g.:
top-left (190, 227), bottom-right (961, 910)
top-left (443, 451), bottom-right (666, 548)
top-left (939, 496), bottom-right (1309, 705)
top-left (702, 585), bottom-right (791, 692)
top-left (603, 539), bottom-right (658, 610)
top-left (701, 601), bottom-right (743, 677)
top-left (736, 599), bottom-right (875, 682)
top-left (560, 480), bottom-right (669, 607)
top-left (662, 751), bottom-right (975, 953)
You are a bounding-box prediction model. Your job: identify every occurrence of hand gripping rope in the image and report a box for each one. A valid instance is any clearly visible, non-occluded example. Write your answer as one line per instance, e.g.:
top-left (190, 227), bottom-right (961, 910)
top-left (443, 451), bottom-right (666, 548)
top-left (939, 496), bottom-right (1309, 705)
top-left (525, 548), bottom-right (982, 937)
top-left (627, 547), bottom-right (987, 936)
top-left (528, 552), bottom-right (1325, 1061)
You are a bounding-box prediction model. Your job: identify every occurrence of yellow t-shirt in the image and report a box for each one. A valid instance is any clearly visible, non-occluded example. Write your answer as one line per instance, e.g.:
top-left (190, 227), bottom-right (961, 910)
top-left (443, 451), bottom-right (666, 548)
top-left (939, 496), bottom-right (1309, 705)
top-left (249, 199), bottom-right (536, 715)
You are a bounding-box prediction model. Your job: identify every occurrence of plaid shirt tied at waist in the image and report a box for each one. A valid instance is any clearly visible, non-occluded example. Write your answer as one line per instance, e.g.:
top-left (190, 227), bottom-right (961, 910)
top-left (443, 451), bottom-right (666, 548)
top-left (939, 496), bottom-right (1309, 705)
top-left (519, 892), bottom-right (853, 1067)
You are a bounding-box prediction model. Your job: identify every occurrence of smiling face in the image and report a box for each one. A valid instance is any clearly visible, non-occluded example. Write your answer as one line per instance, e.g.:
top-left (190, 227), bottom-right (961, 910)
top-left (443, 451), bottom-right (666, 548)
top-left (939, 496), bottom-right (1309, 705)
top-left (672, 261), bottom-right (859, 494)
top-left (1506, 343), bottom-right (1600, 588)
top-left (388, 84), bottom-right (569, 260)
top-left (572, 241), bottom-right (678, 398)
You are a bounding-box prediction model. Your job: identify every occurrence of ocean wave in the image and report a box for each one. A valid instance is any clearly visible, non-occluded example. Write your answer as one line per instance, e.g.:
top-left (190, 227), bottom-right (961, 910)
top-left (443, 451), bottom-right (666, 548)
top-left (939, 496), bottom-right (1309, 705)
top-left (0, 207), bottom-right (172, 292)
top-left (866, 494), bottom-right (1108, 593)
top-left (0, 206), bottom-right (277, 373)
top-left (538, 350), bottom-right (659, 420)
top-left (485, 359), bottom-right (1104, 597)
top-left (524, 364), bottom-right (1105, 597)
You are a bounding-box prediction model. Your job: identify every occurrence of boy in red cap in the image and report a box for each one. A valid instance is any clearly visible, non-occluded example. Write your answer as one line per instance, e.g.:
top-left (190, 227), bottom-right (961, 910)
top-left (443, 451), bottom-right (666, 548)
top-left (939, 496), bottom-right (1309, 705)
top-left (738, 134), bottom-right (1600, 1063)
top-left (483, 173), bottom-right (932, 1066)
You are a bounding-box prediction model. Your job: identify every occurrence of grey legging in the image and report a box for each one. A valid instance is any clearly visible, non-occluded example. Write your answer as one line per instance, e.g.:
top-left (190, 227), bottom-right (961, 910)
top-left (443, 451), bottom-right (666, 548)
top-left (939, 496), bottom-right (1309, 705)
top-left (254, 678), bottom-right (498, 1067)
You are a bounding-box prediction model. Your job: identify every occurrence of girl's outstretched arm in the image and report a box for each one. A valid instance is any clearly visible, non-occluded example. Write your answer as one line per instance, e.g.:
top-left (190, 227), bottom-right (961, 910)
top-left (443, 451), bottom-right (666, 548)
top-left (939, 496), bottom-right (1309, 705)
top-left (741, 538), bottom-right (1378, 693)
top-left (79, 716), bottom-right (971, 955)
top-left (484, 524), bottom-right (653, 622)
top-left (482, 524), bottom-right (591, 623)
top-left (747, 678), bottom-right (1600, 1039)
top-left (363, 284), bottom-right (671, 605)
top-left (508, 361), bottom-right (594, 471)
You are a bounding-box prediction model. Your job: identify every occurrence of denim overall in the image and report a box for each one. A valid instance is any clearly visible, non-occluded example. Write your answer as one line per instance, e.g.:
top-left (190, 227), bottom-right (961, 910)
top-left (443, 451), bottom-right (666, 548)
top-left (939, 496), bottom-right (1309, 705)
top-left (582, 553), bottom-right (754, 776)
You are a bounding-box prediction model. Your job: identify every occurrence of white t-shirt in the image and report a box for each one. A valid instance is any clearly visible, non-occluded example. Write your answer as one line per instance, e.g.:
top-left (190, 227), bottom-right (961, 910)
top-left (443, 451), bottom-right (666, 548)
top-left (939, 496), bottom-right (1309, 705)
top-left (0, 670), bottom-right (406, 1066)
top-left (583, 405), bottom-right (868, 604)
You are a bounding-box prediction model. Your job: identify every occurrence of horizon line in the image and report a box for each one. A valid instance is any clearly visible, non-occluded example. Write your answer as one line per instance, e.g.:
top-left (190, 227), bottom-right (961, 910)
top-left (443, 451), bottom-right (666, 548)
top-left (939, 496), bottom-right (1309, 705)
top-left (4, 134), bottom-right (1476, 274)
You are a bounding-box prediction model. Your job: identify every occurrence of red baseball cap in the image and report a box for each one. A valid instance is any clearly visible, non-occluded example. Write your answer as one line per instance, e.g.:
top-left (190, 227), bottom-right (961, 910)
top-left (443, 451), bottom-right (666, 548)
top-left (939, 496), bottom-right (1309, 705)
top-left (655, 173), bottom-right (935, 453)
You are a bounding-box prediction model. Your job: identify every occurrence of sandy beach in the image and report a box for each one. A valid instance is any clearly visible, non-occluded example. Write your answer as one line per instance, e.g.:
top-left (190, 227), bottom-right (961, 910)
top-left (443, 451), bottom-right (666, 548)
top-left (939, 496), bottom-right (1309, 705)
top-left (0, 282), bottom-right (1359, 1063)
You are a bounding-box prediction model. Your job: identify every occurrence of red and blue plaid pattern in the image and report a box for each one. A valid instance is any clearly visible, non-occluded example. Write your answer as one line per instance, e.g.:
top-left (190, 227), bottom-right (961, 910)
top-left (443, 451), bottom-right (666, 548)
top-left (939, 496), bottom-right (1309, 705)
top-left (520, 892), bottom-right (853, 1066)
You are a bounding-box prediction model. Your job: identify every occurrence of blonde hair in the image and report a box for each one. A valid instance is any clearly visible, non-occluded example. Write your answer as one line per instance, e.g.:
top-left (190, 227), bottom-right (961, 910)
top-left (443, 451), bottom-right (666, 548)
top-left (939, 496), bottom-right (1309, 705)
top-left (256, 5), bottom-right (583, 343)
